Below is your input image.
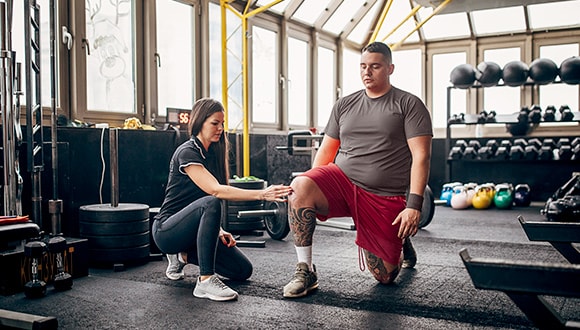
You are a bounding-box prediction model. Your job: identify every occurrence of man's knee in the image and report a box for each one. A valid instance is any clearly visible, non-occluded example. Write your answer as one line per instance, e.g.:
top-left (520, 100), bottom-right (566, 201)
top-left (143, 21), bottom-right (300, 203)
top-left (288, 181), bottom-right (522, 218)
top-left (372, 266), bottom-right (400, 284)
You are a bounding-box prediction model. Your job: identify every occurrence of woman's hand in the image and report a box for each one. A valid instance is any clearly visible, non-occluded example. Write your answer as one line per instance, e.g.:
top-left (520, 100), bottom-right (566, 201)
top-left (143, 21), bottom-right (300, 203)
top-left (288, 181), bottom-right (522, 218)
top-left (219, 229), bottom-right (237, 247)
top-left (261, 184), bottom-right (293, 202)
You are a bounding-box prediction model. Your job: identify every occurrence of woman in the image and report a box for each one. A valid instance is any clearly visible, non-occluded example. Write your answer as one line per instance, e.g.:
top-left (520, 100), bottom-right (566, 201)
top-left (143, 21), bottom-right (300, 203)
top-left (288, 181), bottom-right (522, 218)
top-left (152, 98), bottom-right (291, 301)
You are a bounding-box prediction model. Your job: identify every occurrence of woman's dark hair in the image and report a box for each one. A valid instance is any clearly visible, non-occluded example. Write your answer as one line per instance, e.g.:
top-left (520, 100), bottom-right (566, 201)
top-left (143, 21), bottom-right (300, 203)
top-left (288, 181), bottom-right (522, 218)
top-left (188, 98), bottom-right (229, 184)
top-left (362, 41), bottom-right (392, 64)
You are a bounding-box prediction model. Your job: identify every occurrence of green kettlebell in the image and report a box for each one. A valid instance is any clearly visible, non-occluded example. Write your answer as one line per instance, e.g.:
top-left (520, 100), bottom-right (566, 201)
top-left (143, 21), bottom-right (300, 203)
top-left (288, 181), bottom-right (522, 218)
top-left (494, 184), bottom-right (514, 209)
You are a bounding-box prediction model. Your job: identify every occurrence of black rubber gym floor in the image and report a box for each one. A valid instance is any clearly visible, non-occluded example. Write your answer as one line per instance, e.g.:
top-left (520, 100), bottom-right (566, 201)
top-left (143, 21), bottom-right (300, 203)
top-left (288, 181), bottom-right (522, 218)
top-left (1, 202), bottom-right (578, 329)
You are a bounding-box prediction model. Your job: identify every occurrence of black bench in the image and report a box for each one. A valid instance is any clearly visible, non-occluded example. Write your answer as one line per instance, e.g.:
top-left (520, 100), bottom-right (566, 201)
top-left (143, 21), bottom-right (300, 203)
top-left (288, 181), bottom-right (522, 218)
top-left (0, 222), bottom-right (41, 251)
top-left (460, 248), bottom-right (580, 329)
top-left (518, 215), bottom-right (580, 264)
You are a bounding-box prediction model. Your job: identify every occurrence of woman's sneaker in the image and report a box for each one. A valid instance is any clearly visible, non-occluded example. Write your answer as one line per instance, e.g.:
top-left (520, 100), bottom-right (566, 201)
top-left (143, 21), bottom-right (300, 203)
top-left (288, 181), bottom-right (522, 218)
top-left (165, 254), bottom-right (186, 280)
top-left (193, 275), bottom-right (238, 301)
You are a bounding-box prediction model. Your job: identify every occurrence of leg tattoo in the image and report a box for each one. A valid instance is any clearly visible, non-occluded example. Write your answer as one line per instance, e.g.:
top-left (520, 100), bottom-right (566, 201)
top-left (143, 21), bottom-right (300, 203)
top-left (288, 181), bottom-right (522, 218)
top-left (364, 250), bottom-right (400, 284)
top-left (288, 206), bottom-right (317, 246)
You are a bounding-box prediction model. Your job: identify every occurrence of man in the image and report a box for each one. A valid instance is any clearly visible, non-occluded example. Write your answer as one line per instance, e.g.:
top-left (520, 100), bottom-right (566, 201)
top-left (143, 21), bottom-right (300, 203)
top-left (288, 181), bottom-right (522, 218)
top-left (283, 41), bottom-right (433, 298)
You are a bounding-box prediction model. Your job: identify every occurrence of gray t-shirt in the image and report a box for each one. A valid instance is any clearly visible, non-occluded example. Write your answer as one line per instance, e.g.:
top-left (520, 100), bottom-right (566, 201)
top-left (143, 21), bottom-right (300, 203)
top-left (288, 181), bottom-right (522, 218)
top-left (324, 87), bottom-right (433, 196)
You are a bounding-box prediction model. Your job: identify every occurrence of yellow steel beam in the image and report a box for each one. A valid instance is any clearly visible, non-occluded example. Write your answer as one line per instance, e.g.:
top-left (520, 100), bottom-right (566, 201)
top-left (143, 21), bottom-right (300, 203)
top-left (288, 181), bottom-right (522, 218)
top-left (221, 1), bottom-right (229, 130)
top-left (390, 0), bottom-right (453, 50)
top-left (369, 0), bottom-right (394, 43)
top-left (380, 5), bottom-right (422, 43)
top-left (222, 0), bottom-right (283, 177)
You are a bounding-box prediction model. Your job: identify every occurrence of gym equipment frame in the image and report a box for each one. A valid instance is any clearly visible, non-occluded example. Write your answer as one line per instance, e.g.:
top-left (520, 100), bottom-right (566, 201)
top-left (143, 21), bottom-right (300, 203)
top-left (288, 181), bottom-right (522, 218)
top-left (460, 248), bottom-right (580, 329)
top-left (518, 215), bottom-right (580, 264)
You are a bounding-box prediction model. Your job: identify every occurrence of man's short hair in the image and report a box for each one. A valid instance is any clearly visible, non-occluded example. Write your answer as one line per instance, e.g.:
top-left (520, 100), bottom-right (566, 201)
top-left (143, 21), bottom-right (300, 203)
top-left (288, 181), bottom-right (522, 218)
top-left (362, 42), bottom-right (392, 63)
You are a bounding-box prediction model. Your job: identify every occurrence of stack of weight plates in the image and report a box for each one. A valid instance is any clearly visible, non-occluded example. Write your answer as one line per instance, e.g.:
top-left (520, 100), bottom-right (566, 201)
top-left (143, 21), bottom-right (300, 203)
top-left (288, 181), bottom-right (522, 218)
top-left (79, 203), bottom-right (150, 265)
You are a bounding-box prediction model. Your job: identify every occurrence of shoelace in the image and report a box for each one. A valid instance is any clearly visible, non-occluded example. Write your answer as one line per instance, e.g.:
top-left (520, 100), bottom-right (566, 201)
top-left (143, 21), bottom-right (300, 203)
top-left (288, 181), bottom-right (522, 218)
top-left (210, 276), bottom-right (229, 290)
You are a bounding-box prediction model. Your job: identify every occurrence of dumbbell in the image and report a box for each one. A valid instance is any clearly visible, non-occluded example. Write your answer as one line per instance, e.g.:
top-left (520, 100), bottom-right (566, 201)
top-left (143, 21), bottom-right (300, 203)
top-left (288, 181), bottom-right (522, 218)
top-left (463, 146), bottom-right (478, 159)
top-left (24, 241), bottom-right (47, 298)
top-left (524, 144), bottom-right (539, 160)
top-left (557, 138), bottom-right (570, 148)
top-left (467, 140), bottom-right (481, 151)
top-left (558, 145), bottom-right (573, 160)
top-left (485, 139), bottom-right (498, 154)
top-left (477, 110), bottom-right (488, 124)
top-left (448, 146), bottom-right (463, 160)
top-left (509, 145), bottom-right (525, 160)
top-left (513, 138), bottom-right (527, 148)
top-left (528, 104), bottom-right (542, 124)
top-left (559, 105), bottom-right (574, 121)
top-left (477, 146), bottom-right (493, 159)
top-left (538, 145), bottom-right (553, 160)
top-left (572, 144), bottom-right (580, 160)
top-left (572, 137), bottom-right (580, 149)
top-left (47, 236), bottom-right (73, 291)
top-left (543, 105), bottom-right (556, 122)
top-left (486, 110), bottom-right (497, 123)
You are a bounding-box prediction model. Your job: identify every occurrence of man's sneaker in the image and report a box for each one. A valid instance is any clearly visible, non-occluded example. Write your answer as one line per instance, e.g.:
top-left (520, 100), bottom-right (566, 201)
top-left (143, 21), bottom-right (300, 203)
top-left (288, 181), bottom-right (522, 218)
top-left (165, 254), bottom-right (186, 280)
top-left (402, 238), bottom-right (417, 269)
top-left (193, 275), bottom-right (238, 301)
top-left (283, 262), bottom-right (318, 298)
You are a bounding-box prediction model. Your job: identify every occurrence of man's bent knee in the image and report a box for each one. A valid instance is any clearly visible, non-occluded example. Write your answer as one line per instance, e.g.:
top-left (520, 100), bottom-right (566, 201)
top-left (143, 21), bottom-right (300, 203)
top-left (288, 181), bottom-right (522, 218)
top-left (289, 176), bottom-right (327, 214)
top-left (364, 250), bottom-right (401, 284)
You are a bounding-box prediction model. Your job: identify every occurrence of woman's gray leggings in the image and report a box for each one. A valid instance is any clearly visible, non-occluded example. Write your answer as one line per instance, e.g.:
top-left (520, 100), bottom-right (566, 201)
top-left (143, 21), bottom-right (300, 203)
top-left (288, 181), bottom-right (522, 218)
top-left (152, 196), bottom-right (253, 280)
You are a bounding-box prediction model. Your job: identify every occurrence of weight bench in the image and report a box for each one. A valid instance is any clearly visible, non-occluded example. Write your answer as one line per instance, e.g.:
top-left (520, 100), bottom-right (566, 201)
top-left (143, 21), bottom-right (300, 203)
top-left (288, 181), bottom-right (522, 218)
top-left (0, 309), bottom-right (57, 330)
top-left (0, 220), bottom-right (41, 251)
top-left (460, 248), bottom-right (580, 329)
top-left (517, 215), bottom-right (580, 264)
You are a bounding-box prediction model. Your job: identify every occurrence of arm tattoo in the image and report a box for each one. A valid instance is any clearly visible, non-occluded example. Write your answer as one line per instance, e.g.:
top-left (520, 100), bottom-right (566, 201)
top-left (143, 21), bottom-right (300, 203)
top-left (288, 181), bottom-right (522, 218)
top-left (288, 205), bottom-right (317, 246)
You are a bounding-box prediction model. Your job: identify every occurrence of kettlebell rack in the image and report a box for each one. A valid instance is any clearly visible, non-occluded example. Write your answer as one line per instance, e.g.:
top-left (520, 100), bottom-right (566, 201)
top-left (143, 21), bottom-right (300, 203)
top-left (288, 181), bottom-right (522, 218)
top-left (445, 81), bottom-right (580, 185)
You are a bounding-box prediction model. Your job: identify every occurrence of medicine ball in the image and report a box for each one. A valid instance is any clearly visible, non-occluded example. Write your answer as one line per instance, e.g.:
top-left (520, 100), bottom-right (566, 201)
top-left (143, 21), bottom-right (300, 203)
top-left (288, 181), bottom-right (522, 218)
top-left (559, 56), bottom-right (580, 84)
top-left (529, 58), bottom-right (558, 85)
top-left (475, 61), bottom-right (502, 87)
top-left (502, 60), bottom-right (529, 87)
top-left (450, 64), bottom-right (476, 89)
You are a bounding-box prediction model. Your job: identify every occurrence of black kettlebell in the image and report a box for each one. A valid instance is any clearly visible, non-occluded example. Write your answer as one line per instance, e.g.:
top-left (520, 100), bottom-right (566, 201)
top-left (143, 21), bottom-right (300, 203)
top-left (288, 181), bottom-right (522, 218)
top-left (528, 104), bottom-right (542, 124)
top-left (559, 105), bottom-right (574, 121)
top-left (543, 105), bottom-right (556, 122)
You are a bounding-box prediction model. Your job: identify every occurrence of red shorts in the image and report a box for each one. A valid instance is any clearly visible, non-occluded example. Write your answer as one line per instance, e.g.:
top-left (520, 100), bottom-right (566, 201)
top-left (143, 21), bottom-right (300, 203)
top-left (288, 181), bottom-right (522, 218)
top-left (300, 163), bottom-right (406, 265)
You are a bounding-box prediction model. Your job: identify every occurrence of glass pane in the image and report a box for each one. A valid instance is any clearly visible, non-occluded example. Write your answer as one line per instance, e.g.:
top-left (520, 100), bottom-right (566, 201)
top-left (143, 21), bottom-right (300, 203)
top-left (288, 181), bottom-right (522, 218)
top-left (293, 0), bottom-right (332, 26)
top-left (317, 46), bottom-right (335, 128)
top-left (432, 52), bottom-right (466, 128)
top-left (483, 48), bottom-right (521, 115)
top-left (86, 0), bottom-right (135, 113)
top-left (322, 0), bottom-right (366, 36)
top-left (528, 0), bottom-right (580, 30)
top-left (471, 6), bottom-right (526, 36)
top-left (252, 26), bottom-right (278, 124)
top-left (347, 1), bottom-right (381, 44)
top-left (421, 12), bottom-right (470, 41)
top-left (256, 0), bottom-right (291, 14)
top-left (392, 49), bottom-right (422, 100)
top-left (539, 44), bottom-right (579, 113)
top-left (342, 47), bottom-right (362, 97)
top-left (287, 37), bottom-right (309, 126)
top-left (209, 2), bottom-right (243, 131)
top-left (12, 2), bottom-right (52, 107)
top-left (156, 0), bottom-right (194, 117)
top-left (377, 1), bottom-right (419, 45)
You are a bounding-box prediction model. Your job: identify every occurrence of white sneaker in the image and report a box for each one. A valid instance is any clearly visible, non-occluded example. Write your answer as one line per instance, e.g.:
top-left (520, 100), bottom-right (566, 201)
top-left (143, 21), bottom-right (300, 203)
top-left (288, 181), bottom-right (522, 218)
top-left (193, 275), bottom-right (238, 301)
top-left (165, 254), bottom-right (186, 281)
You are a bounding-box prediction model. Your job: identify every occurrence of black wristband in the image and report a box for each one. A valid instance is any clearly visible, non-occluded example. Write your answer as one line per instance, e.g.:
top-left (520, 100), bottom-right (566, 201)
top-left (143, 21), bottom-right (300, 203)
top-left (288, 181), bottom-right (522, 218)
top-left (407, 193), bottom-right (424, 211)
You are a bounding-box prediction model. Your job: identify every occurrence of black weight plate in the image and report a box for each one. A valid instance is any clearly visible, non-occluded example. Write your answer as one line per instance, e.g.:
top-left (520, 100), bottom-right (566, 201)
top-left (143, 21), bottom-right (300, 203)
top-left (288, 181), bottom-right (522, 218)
top-left (83, 231), bottom-right (150, 249)
top-left (79, 218), bottom-right (149, 236)
top-left (419, 186), bottom-right (435, 229)
top-left (264, 201), bottom-right (290, 240)
top-left (79, 203), bottom-right (149, 222)
top-left (88, 244), bottom-right (150, 263)
top-left (226, 220), bottom-right (264, 231)
top-left (226, 200), bottom-right (264, 208)
top-left (229, 180), bottom-right (266, 190)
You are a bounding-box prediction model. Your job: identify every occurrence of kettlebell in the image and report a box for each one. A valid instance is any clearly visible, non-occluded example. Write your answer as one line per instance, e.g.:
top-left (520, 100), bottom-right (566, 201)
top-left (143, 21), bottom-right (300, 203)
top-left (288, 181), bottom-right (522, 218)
top-left (513, 184), bottom-right (532, 207)
top-left (494, 183), bottom-right (514, 209)
top-left (472, 185), bottom-right (493, 209)
top-left (451, 186), bottom-right (471, 209)
top-left (440, 182), bottom-right (462, 206)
